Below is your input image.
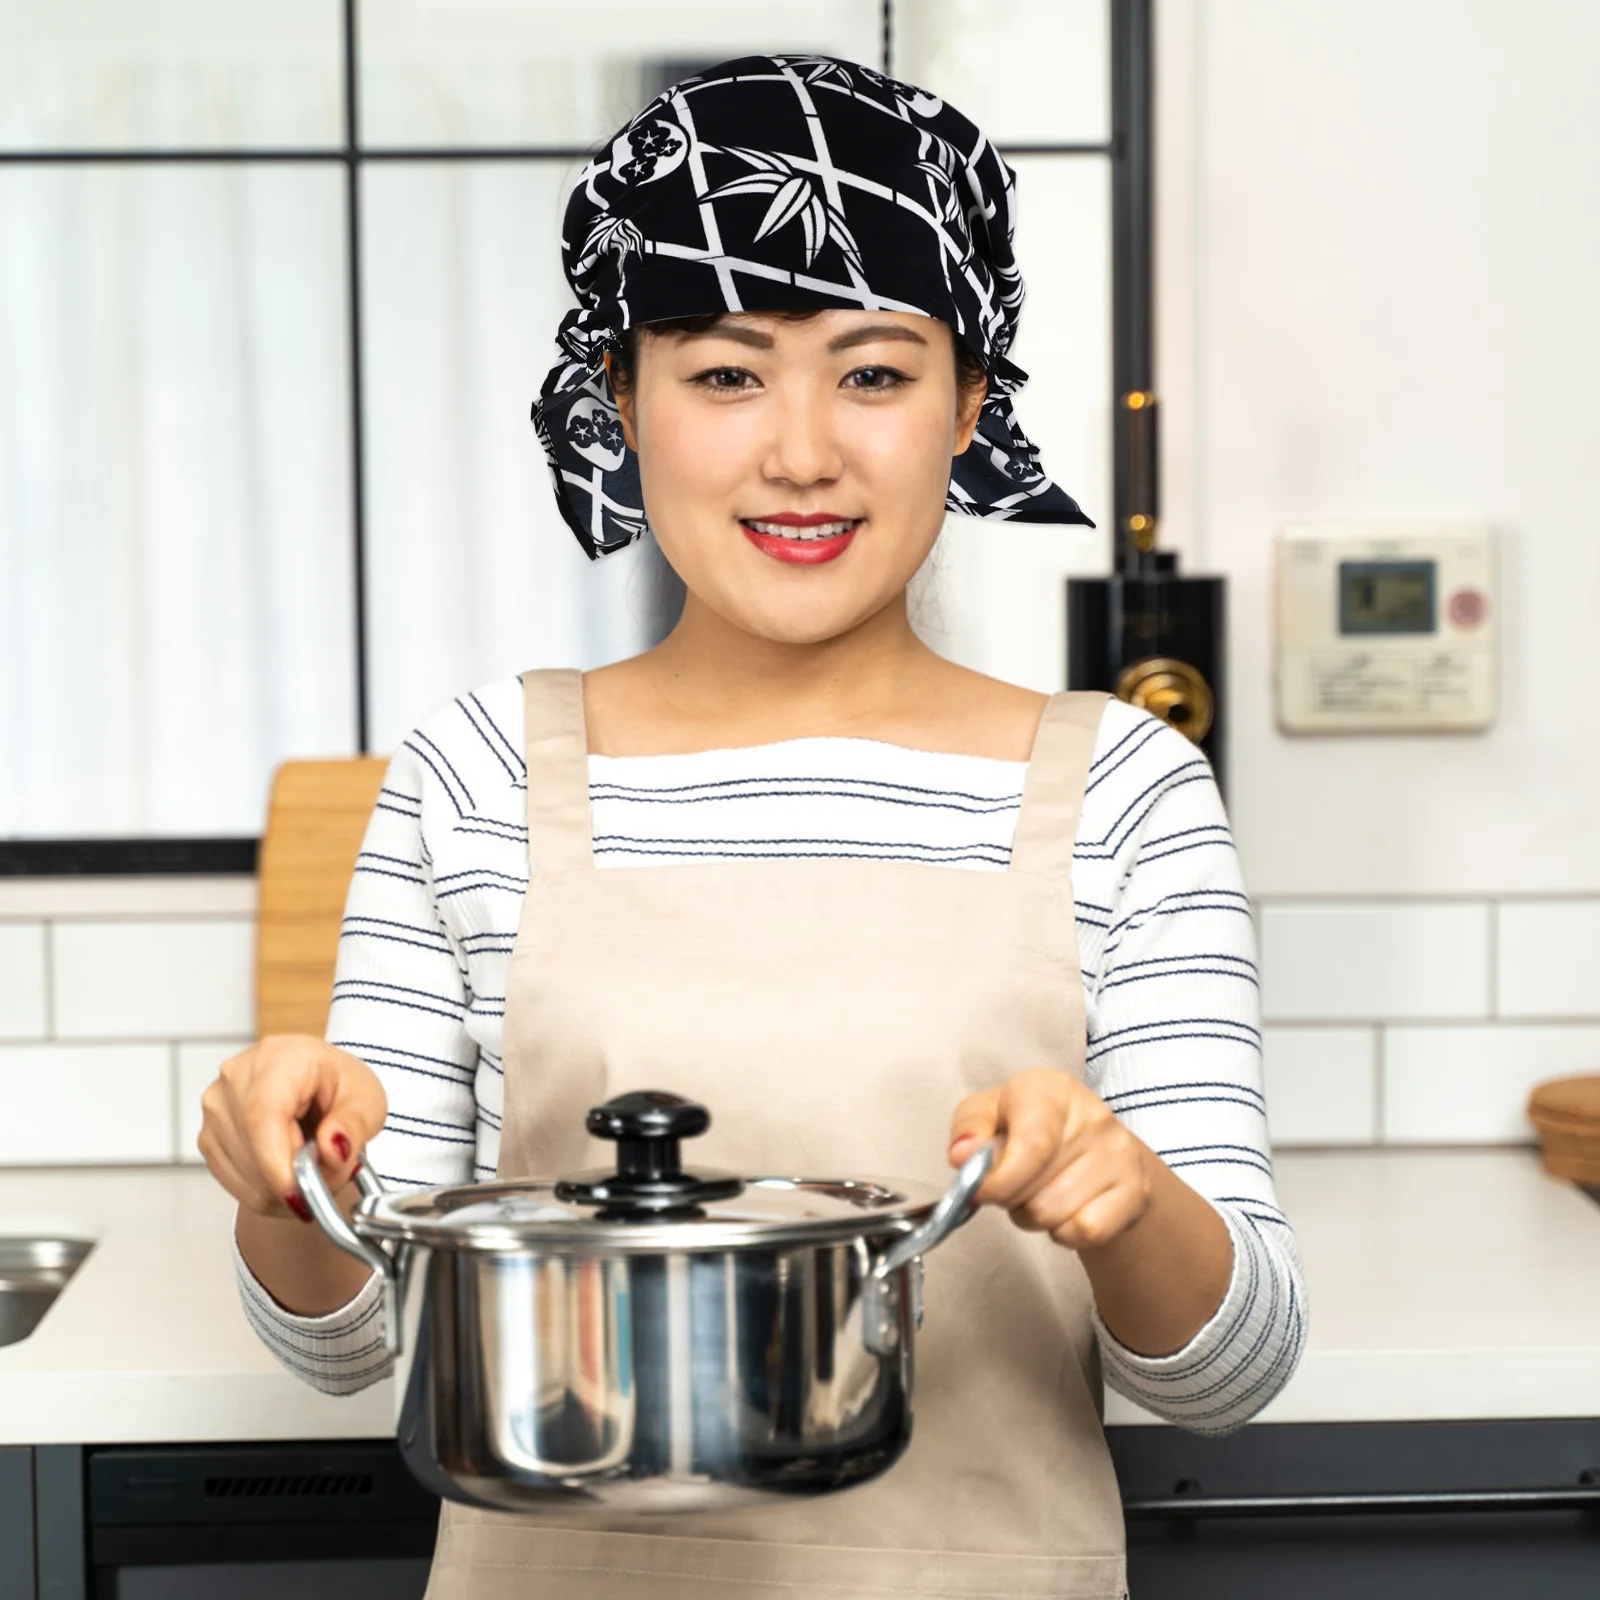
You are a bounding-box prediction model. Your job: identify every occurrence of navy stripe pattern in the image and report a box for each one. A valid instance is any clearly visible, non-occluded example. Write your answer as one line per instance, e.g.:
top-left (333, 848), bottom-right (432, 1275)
top-left (237, 675), bottom-right (1305, 1435)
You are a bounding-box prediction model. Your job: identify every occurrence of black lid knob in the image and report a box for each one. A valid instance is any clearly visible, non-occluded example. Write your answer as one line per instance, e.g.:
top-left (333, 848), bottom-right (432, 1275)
top-left (556, 1091), bottom-right (743, 1217)
top-left (586, 1090), bottom-right (709, 1146)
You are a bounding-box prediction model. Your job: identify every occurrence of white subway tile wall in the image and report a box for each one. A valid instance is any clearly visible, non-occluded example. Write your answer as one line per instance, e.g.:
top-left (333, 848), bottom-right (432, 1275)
top-left (0, 1043), bottom-right (174, 1164)
top-left (0, 880), bottom-right (256, 1168)
top-left (1497, 901), bottom-right (1600, 1020)
top-left (0, 922), bottom-right (48, 1039)
top-left (1384, 1025), bottom-right (1600, 1144)
top-left (176, 1039), bottom-right (253, 1164)
top-left (1261, 1027), bottom-right (1379, 1147)
top-left (1260, 901), bottom-right (1492, 1021)
top-left (2, 885), bottom-right (1600, 1165)
top-left (52, 918), bottom-right (253, 1039)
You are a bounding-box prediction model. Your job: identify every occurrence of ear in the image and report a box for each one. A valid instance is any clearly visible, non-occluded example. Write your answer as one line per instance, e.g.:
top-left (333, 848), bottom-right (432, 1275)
top-left (604, 351), bottom-right (640, 452)
top-left (952, 373), bottom-right (987, 457)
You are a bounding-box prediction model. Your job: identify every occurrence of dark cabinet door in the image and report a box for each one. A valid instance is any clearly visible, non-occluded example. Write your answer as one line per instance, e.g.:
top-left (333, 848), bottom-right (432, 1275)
top-left (1128, 1507), bottom-right (1600, 1598)
top-left (1112, 1419), bottom-right (1600, 1599)
top-left (0, 1449), bottom-right (35, 1600)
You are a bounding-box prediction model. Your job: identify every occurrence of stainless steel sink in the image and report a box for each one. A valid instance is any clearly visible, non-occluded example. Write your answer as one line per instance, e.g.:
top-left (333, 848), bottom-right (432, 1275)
top-left (0, 1237), bottom-right (94, 1347)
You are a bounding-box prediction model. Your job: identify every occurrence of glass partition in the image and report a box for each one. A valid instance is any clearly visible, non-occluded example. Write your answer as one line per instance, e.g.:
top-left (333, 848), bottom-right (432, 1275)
top-left (0, 0), bottom-right (1125, 856)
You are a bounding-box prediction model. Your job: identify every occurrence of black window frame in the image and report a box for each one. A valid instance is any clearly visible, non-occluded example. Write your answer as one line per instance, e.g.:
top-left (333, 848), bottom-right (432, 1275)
top-left (0, 0), bottom-right (1151, 878)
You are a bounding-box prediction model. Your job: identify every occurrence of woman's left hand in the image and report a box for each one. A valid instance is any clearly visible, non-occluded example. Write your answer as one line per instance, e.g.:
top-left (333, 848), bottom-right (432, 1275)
top-left (949, 1068), bottom-right (1154, 1252)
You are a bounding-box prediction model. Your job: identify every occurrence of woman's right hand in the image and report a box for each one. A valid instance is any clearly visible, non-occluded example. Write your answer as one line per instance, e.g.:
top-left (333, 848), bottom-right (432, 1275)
top-left (198, 1034), bottom-right (387, 1223)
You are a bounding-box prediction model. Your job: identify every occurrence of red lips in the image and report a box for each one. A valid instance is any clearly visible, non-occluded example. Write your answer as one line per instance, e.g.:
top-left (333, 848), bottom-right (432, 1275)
top-left (741, 525), bottom-right (857, 564)
top-left (739, 511), bottom-right (861, 565)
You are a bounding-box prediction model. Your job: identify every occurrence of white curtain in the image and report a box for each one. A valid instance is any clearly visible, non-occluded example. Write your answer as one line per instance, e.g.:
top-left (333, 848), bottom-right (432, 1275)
top-left (911, 156), bottom-right (1113, 693)
top-left (359, 158), bottom-right (665, 753)
top-left (0, 1), bottom-right (352, 836)
top-left (0, 162), bottom-right (360, 837)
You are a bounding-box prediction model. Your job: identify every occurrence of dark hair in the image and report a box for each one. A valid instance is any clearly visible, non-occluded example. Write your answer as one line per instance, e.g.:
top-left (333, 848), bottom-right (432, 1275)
top-left (607, 309), bottom-right (988, 402)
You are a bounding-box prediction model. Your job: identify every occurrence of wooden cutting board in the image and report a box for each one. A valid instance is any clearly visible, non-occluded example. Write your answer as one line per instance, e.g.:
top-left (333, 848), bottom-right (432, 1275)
top-left (256, 757), bottom-right (389, 1038)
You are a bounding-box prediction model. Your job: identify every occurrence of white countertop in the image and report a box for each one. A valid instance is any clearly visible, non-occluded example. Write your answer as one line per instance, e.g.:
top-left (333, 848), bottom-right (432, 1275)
top-left (0, 1167), bottom-right (392, 1445)
top-left (2, 1148), bottom-right (1598, 1445)
top-left (1106, 1146), bottom-right (1600, 1428)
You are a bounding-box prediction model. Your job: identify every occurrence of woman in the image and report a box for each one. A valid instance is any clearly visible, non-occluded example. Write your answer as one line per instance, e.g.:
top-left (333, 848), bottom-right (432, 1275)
top-left (201, 54), bottom-right (1304, 1600)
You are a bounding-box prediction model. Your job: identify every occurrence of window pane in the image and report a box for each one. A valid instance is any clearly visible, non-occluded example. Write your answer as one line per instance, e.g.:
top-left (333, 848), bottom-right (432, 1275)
top-left (911, 157), bottom-right (1113, 694)
top-left (361, 160), bottom-right (661, 752)
top-left (0, 0), bottom-right (343, 151)
top-left (357, 0), bottom-right (881, 149)
top-left (0, 165), bottom-right (356, 836)
top-left (893, 0), bottom-right (1110, 146)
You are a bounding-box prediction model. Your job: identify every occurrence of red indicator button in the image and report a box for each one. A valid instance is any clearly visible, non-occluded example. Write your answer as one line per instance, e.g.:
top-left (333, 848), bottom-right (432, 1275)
top-left (1448, 587), bottom-right (1490, 629)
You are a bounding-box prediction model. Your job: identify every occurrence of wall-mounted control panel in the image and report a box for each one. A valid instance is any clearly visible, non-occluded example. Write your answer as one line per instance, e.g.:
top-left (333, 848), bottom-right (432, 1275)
top-left (1275, 523), bottom-right (1496, 733)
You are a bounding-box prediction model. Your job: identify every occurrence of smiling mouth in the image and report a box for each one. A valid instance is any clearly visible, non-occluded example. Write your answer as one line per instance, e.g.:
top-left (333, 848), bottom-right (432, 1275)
top-left (739, 518), bottom-right (862, 542)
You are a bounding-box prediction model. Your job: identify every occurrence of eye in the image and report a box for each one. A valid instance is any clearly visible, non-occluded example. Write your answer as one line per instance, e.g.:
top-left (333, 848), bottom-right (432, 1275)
top-left (842, 365), bottom-right (909, 391)
top-left (689, 366), bottom-right (760, 391)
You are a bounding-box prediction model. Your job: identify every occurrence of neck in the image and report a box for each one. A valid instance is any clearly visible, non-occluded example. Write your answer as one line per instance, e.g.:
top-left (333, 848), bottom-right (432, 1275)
top-left (643, 590), bottom-right (941, 738)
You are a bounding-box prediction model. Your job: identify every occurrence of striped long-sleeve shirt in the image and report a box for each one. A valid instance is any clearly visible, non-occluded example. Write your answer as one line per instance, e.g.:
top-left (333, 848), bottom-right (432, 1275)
top-left (237, 674), bottom-right (1306, 1434)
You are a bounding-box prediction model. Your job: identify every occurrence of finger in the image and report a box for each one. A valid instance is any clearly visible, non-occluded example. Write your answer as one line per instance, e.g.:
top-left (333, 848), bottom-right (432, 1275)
top-left (217, 1042), bottom-right (259, 1094)
top-left (314, 1052), bottom-right (389, 1189)
top-left (1010, 1152), bottom-right (1119, 1236)
top-left (245, 1043), bottom-right (336, 1203)
top-left (982, 1072), bottom-right (1073, 1206)
top-left (203, 1074), bottom-right (288, 1211)
top-left (1049, 1184), bottom-right (1146, 1252)
top-left (1004, 1088), bottom-right (1136, 1213)
top-left (197, 1127), bottom-right (281, 1216)
top-left (948, 1087), bottom-right (1001, 1165)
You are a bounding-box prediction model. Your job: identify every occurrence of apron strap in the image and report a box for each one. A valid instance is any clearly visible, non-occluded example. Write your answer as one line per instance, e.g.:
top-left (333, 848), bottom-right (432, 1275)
top-left (1010, 691), bottom-right (1109, 876)
top-left (521, 667), bottom-right (594, 873)
top-left (519, 669), bottom-right (1105, 876)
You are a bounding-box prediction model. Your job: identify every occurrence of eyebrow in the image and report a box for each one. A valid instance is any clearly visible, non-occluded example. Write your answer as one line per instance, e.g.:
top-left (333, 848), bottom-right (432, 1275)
top-left (677, 322), bottom-right (774, 349)
top-left (675, 320), bottom-right (932, 353)
top-left (827, 323), bottom-right (931, 352)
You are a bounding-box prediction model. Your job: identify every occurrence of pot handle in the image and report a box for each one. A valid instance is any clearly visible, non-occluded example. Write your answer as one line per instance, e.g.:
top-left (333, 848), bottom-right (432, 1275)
top-left (862, 1139), bottom-right (999, 1355)
top-left (874, 1137), bottom-right (1000, 1282)
top-left (291, 1143), bottom-right (404, 1358)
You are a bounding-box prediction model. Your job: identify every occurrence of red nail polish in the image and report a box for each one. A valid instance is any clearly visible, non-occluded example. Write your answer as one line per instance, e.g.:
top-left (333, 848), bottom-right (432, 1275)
top-left (331, 1131), bottom-right (352, 1163)
top-left (285, 1193), bottom-right (313, 1224)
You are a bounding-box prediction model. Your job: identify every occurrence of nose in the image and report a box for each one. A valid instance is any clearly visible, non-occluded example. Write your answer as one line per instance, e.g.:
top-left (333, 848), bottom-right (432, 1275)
top-left (760, 378), bottom-right (845, 491)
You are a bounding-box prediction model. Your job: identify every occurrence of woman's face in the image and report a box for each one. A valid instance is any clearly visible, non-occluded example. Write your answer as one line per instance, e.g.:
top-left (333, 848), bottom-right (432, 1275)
top-left (611, 310), bottom-right (985, 647)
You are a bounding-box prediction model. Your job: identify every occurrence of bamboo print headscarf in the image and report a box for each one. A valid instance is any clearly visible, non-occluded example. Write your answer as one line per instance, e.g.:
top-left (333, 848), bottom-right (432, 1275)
top-left (532, 53), bottom-right (1093, 558)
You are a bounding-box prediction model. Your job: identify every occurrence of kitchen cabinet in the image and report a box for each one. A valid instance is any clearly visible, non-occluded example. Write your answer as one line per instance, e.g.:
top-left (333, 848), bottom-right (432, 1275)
top-left (0, 1450), bottom-right (32, 1598)
top-left (1111, 1419), bottom-right (1600, 1597)
top-left (6, 1427), bottom-right (1597, 1598)
top-left (0, 1443), bottom-right (436, 1600)
top-left (1, 1447), bottom-right (79, 1600)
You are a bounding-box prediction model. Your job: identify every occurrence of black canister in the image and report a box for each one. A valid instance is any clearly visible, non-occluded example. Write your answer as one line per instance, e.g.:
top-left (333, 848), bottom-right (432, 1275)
top-left (1067, 561), bottom-right (1228, 796)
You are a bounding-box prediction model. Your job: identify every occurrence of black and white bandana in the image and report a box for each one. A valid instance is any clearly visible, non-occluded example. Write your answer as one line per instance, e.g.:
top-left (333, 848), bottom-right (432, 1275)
top-left (531, 53), bottom-right (1093, 559)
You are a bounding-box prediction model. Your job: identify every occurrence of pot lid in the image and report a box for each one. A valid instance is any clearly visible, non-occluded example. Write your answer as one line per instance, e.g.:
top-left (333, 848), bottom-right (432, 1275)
top-left (355, 1091), bottom-right (946, 1254)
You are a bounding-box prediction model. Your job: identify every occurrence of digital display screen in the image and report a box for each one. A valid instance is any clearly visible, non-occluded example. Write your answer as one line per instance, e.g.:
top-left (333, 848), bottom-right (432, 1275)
top-left (1338, 560), bottom-right (1436, 635)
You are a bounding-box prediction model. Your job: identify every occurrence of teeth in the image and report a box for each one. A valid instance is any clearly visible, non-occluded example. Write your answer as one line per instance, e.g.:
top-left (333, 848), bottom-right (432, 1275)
top-left (744, 519), bottom-right (857, 541)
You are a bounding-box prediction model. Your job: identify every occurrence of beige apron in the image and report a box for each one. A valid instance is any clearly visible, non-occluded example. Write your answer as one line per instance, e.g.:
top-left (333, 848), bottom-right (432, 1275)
top-left (425, 667), bottom-right (1128, 1600)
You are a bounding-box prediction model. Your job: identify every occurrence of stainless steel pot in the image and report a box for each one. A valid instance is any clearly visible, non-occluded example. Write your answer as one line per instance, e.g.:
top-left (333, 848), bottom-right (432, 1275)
top-left (293, 1090), bottom-right (995, 1516)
